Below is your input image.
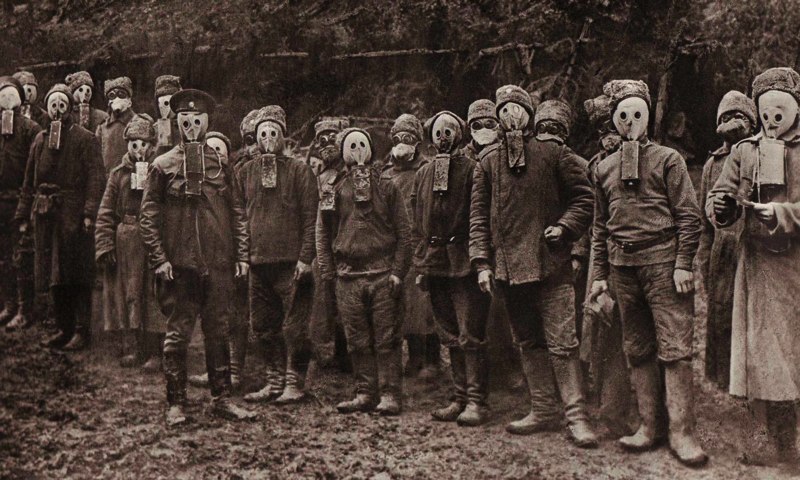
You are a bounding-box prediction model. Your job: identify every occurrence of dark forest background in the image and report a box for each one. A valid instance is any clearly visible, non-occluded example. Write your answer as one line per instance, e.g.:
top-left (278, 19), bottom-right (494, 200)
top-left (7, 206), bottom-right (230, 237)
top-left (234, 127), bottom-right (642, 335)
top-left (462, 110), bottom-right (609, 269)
top-left (1, 0), bottom-right (798, 161)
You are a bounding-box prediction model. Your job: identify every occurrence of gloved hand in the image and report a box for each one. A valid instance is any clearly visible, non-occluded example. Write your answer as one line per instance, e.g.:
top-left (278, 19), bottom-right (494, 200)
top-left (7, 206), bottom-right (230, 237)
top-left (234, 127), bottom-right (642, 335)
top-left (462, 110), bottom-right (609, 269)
top-left (712, 193), bottom-right (737, 219)
top-left (156, 261), bottom-right (174, 281)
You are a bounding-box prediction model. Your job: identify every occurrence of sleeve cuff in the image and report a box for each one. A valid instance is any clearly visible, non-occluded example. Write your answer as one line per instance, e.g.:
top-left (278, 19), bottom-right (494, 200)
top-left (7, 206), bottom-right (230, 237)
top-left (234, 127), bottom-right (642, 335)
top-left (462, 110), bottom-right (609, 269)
top-left (674, 258), bottom-right (693, 272)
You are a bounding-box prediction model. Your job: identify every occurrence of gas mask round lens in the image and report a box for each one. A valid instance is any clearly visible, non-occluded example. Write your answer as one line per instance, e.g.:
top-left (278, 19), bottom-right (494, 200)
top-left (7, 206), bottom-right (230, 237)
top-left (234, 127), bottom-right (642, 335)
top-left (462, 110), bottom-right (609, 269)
top-left (108, 89), bottom-right (132, 114)
top-left (758, 90), bottom-right (799, 140)
top-left (47, 92), bottom-right (70, 120)
top-left (613, 97), bottom-right (649, 141)
top-left (0, 86), bottom-right (22, 111)
top-left (177, 111), bottom-right (208, 142)
top-left (206, 137), bottom-right (229, 159)
top-left (470, 118), bottom-right (499, 146)
top-left (74, 85), bottom-right (92, 104)
top-left (498, 102), bottom-right (530, 131)
top-left (157, 95), bottom-right (173, 120)
top-left (432, 113), bottom-right (463, 154)
top-left (127, 139), bottom-right (152, 161)
top-left (342, 131), bottom-right (372, 166)
top-left (256, 121), bottom-right (285, 154)
top-left (23, 85), bottom-right (37, 104)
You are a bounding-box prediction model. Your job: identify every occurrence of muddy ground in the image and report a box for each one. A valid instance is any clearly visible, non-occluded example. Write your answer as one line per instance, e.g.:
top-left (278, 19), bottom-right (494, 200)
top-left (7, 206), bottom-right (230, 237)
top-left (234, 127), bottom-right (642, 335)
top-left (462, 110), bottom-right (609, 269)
top-left (1, 289), bottom-right (798, 480)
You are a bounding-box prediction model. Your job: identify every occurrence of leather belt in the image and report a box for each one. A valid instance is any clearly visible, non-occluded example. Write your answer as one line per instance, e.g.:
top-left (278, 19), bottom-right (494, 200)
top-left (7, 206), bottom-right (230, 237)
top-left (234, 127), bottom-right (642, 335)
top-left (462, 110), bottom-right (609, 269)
top-left (611, 228), bottom-right (675, 254)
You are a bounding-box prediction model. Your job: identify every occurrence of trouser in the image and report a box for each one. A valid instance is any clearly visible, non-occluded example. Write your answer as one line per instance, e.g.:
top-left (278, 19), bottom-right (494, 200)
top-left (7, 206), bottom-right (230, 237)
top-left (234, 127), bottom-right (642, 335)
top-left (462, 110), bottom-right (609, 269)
top-left (0, 201), bottom-right (19, 305)
top-left (50, 284), bottom-right (91, 337)
top-left (608, 262), bottom-right (694, 365)
top-left (336, 272), bottom-right (401, 396)
top-left (159, 267), bottom-right (234, 401)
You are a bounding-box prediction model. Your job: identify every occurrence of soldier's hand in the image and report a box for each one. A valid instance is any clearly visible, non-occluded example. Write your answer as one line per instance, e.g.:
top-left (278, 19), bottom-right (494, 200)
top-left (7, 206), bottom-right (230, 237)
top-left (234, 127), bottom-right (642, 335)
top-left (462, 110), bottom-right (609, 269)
top-left (752, 202), bottom-right (777, 227)
top-left (388, 274), bottom-right (402, 297)
top-left (588, 280), bottom-right (608, 303)
top-left (571, 258), bottom-right (584, 279)
top-left (478, 269), bottom-right (494, 294)
top-left (415, 274), bottom-right (429, 292)
top-left (673, 269), bottom-right (694, 294)
top-left (544, 225), bottom-right (565, 244)
top-left (19, 222), bottom-right (28, 234)
top-left (712, 193), bottom-right (736, 218)
top-left (83, 217), bottom-right (94, 233)
top-left (294, 260), bottom-right (312, 281)
top-left (156, 261), bottom-right (174, 281)
top-left (235, 262), bottom-right (250, 278)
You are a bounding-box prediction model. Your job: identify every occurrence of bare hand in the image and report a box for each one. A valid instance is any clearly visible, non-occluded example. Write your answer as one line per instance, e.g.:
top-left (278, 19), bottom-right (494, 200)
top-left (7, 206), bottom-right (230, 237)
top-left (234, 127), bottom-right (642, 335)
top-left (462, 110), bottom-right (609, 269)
top-left (752, 202), bottom-right (777, 226)
top-left (712, 193), bottom-right (736, 217)
top-left (571, 258), bottom-right (583, 279)
top-left (388, 274), bottom-right (402, 297)
top-left (589, 280), bottom-right (608, 303)
top-left (478, 269), bottom-right (494, 294)
top-left (293, 260), bottom-right (312, 281)
top-left (235, 262), bottom-right (250, 278)
top-left (673, 268), bottom-right (694, 294)
top-left (83, 217), bottom-right (94, 233)
top-left (19, 222), bottom-right (28, 234)
top-left (156, 261), bottom-right (174, 281)
top-left (415, 274), bottom-right (429, 292)
top-left (544, 225), bottom-right (565, 244)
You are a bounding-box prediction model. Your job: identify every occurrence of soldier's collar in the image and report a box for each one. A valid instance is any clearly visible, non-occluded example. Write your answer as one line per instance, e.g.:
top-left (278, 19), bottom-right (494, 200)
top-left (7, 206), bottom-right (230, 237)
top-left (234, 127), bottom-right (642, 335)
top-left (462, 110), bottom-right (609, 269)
top-left (709, 144), bottom-right (730, 157)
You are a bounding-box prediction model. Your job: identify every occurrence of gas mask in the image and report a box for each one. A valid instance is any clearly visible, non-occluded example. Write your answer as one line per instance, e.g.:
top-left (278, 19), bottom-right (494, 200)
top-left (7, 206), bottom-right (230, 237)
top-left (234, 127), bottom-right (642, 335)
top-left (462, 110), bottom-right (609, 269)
top-left (343, 131), bottom-right (373, 202)
top-left (177, 111), bottom-right (208, 142)
top-left (390, 132), bottom-right (417, 163)
top-left (157, 95), bottom-right (173, 120)
top-left (128, 139), bottom-right (153, 190)
top-left (498, 102), bottom-right (529, 170)
top-left (535, 120), bottom-right (567, 142)
top-left (23, 85), bottom-right (37, 104)
top-left (74, 85), bottom-right (92, 105)
top-left (716, 112), bottom-right (752, 144)
top-left (47, 92), bottom-right (70, 150)
top-left (432, 113), bottom-right (462, 154)
top-left (758, 90), bottom-right (799, 140)
top-left (612, 97), bottom-right (648, 141)
top-left (0, 86), bottom-right (22, 111)
top-left (470, 118), bottom-right (499, 147)
top-left (315, 131), bottom-right (339, 166)
top-left (107, 89), bottom-right (132, 115)
top-left (206, 137), bottom-right (229, 161)
top-left (257, 121), bottom-right (284, 155)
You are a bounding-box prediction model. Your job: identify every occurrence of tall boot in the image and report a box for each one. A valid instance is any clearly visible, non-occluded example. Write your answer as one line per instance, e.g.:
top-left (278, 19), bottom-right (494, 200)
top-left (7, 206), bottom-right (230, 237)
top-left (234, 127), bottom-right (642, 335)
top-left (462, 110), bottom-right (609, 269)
top-left (205, 338), bottom-right (256, 421)
top-left (458, 347), bottom-right (490, 426)
top-left (337, 350), bottom-right (378, 413)
top-left (229, 323), bottom-right (248, 390)
top-left (375, 345), bottom-right (403, 416)
top-left (506, 348), bottom-right (562, 434)
top-left (431, 347), bottom-right (467, 421)
top-left (244, 338), bottom-right (286, 403)
top-left (6, 280), bottom-right (34, 330)
top-left (619, 359), bottom-right (662, 451)
top-left (767, 401), bottom-right (799, 465)
top-left (664, 360), bottom-right (708, 467)
top-left (0, 300), bottom-right (16, 327)
top-left (164, 349), bottom-right (188, 426)
top-left (551, 353), bottom-right (599, 448)
top-left (275, 347), bottom-right (307, 405)
top-left (119, 330), bottom-right (141, 368)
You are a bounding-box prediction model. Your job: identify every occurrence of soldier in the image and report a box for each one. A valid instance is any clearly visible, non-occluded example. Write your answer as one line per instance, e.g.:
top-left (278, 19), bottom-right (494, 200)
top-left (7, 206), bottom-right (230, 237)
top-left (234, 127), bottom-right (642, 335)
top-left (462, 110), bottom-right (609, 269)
top-left (152, 75), bottom-right (182, 157)
top-left (590, 79), bottom-right (706, 466)
top-left (698, 91), bottom-right (755, 391)
top-left (462, 99), bottom-right (499, 163)
top-left (139, 88), bottom-right (256, 426)
top-left (96, 77), bottom-right (136, 174)
top-left (317, 127), bottom-right (412, 415)
top-left (12, 71), bottom-right (48, 128)
top-left (95, 114), bottom-right (165, 372)
top-left (236, 106), bottom-right (317, 405)
top-left (65, 71), bottom-right (107, 133)
top-left (414, 110), bottom-right (492, 426)
top-left (15, 83), bottom-right (104, 351)
top-left (0, 76), bottom-right (41, 330)
top-left (708, 67), bottom-right (800, 466)
top-left (231, 109), bottom-right (260, 173)
top-left (470, 85), bottom-right (597, 448)
top-left (383, 113), bottom-right (440, 380)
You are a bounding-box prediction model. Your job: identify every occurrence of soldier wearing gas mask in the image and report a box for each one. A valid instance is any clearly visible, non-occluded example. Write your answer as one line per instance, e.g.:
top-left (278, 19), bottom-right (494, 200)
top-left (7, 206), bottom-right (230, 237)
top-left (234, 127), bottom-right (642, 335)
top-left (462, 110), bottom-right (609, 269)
top-left (12, 71), bottom-right (48, 128)
top-left (590, 80), bottom-right (705, 466)
top-left (96, 77), bottom-right (136, 173)
top-left (462, 99), bottom-right (499, 162)
top-left (413, 110), bottom-right (492, 426)
top-left (139, 88), bottom-right (256, 426)
top-left (234, 105), bottom-right (317, 406)
top-left (699, 91), bottom-right (755, 391)
top-left (708, 67), bottom-right (800, 466)
top-left (95, 114), bottom-right (166, 372)
top-left (230, 109), bottom-right (260, 173)
top-left (316, 127), bottom-right (412, 416)
top-left (153, 75), bottom-right (182, 157)
top-left (308, 117), bottom-right (349, 178)
top-left (65, 71), bottom-right (107, 133)
top-left (0, 76), bottom-right (42, 331)
top-left (15, 83), bottom-right (104, 351)
top-left (470, 85), bottom-right (597, 448)
top-left (383, 114), bottom-right (440, 381)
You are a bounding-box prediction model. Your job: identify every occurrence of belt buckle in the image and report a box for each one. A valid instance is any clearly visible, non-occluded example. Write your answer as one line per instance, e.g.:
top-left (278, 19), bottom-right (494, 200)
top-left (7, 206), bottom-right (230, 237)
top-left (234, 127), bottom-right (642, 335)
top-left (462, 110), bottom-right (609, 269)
top-left (618, 241), bottom-right (634, 253)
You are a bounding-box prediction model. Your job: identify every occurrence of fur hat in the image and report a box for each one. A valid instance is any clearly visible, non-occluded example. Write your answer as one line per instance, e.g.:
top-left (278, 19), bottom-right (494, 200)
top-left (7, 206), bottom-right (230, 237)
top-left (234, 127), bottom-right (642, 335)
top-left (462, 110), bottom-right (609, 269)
top-left (154, 75), bottom-right (181, 98)
top-left (495, 85), bottom-right (535, 118)
top-left (240, 109), bottom-right (260, 138)
top-left (603, 79), bottom-right (651, 113)
top-left (65, 71), bottom-right (94, 93)
top-left (337, 127), bottom-right (374, 162)
top-left (534, 99), bottom-right (573, 136)
top-left (390, 113), bottom-right (424, 140)
top-left (171, 89), bottom-right (216, 115)
top-left (315, 116), bottom-right (350, 136)
top-left (424, 110), bottom-right (467, 143)
top-left (0, 76), bottom-right (24, 99)
top-left (584, 94), bottom-right (612, 126)
top-left (123, 113), bottom-right (155, 142)
top-left (104, 76), bottom-right (133, 98)
top-left (206, 131), bottom-right (232, 153)
top-left (752, 67), bottom-right (800, 104)
top-left (467, 99), bottom-right (496, 123)
top-left (253, 105), bottom-right (287, 134)
top-left (716, 90), bottom-right (757, 126)
top-left (44, 83), bottom-right (74, 106)
top-left (12, 71), bottom-right (37, 88)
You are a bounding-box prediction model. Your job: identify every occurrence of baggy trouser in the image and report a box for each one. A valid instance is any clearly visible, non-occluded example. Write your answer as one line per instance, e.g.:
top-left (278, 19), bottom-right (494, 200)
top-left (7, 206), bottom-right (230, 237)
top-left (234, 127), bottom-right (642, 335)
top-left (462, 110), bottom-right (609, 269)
top-left (229, 283), bottom-right (249, 381)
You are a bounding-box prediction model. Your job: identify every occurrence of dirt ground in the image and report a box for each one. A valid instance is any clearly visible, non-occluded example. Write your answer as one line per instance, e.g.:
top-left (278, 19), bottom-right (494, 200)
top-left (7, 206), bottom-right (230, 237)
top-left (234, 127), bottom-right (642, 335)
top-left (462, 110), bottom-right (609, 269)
top-left (1, 287), bottom-right (799, 479)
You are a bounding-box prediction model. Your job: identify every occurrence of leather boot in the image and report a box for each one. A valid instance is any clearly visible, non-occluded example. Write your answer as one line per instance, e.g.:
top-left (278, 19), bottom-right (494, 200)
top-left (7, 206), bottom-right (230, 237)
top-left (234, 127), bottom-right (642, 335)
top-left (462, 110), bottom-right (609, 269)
top-left (164, 349), bottom-right (188, 427)
top-left (431, 347), bottom-right (467, 422)
top-left (275, 350), bottom-right (307, 405)
top-left (244, 339), bottom-right (286, 403)
top-left (119, 331), bottom-right (141, 368)
top-left (767, 401), bottom-right (799, 465)
top-left (0, 301), bottom-right (16, 326)
top-left (458, 348), bottom-right (490, 427)
top-left (619, 359), bottom-right (662, 451)
top-left (63, 288), bottom-right (90, 351)
top-left (337, 351), bottom-right (378, 413)
top-left (552, 353), bottom-right (599, 448)
top-left (375, 345), bottom-right (403, 416)
top-left (6, 279), bottom-right (34, 331)
top-left (664, 360), bottom-right (708, 467)
top-left (229, 318), bottom-right (248, 390)
top-left (506, 348), bottom-right (562, 435)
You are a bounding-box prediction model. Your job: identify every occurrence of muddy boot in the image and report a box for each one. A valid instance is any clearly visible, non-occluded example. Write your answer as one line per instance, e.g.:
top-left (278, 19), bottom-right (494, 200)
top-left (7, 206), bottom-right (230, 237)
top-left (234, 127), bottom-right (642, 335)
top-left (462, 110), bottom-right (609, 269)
top-left (458, 348), bottom-right (490, 427)
top-left (337, 351), bottom-right (378, 413)
top-left (188, 372), bottom-right (209, 387)
top-left (431, 347), bottom-right (466, 422)
top-left (506, 348), bottom-right (562, 435)
top-left (119, 331), bottom-right (141, 368)
top-left (206, 367), bottom-right (256, 420)
top-left (767, 401), bottom-right (799, 465)
top-left (164, 350), bottom-right (188, 427)
top-left (62, 330), bottom-right (88, 351)
top-left (664, 360), bottom-right (708, 467)
top-left (244, 339), bottom-right (286, 403)
top-left (6, 280), bottom-right (34, 331)
top-left (552, 353), bottom-right (598, 449)
top-left (375, 346), bottom-right (403, 416)
top-left (275, 351), bottom-right (306, 405)
top-left (0, 301), bottom-right (16, 327)
top-left (619, 359), bottom-right (662, 451)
